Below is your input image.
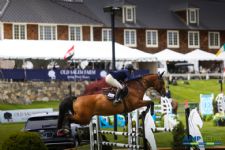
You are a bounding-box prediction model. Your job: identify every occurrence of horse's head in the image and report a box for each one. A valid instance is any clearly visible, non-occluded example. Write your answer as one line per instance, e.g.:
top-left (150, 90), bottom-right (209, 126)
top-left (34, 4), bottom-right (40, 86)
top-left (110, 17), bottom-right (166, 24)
top-left (142, 72), bottom-right (166, 97)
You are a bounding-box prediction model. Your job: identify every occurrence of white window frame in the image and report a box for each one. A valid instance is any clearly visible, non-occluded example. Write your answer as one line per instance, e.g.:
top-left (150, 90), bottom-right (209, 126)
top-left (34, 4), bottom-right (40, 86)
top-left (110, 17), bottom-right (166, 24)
top-left (208, 32), bottom-right (220, 49)
top-left (188, 31), bottom-right (200, 48)
top-left (69, 25), bottom-right (82, 41)
top-left (13, 23), bottom-right (27, 40)
top-left (146, 30), bottom-right (158, 47)
top-left (167, 30), bottom-right (179, 48)
top-left (102, 28), bottom-right (112, 41)
top-left (126, 6), bottom-right (133, 22)
top-left (124, 29), bottom-right (137, 47)
top-left (189, 9), bottom-right (197, 23)
top-left (39, 24), bottom-right (57, 40)
top-left (123, 6), bottom-right (136, 23)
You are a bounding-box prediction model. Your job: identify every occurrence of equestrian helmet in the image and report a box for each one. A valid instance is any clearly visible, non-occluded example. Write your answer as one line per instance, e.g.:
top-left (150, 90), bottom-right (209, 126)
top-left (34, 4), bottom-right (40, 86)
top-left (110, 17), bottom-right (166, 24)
top-left (125, 64), bottom-right (134, 71)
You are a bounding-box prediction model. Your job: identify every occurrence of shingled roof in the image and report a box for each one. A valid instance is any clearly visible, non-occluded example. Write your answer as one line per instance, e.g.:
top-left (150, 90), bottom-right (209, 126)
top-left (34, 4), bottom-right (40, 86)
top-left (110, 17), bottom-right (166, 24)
top-left (0, 0), bottom-right (225, 30)
top-left (0, 0), bottom-right (102, 24)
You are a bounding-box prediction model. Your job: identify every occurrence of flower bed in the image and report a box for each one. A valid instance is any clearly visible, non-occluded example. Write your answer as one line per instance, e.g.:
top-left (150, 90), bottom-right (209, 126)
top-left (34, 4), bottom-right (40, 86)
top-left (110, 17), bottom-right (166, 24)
top-left (213, 112), bottom-right (225, 126)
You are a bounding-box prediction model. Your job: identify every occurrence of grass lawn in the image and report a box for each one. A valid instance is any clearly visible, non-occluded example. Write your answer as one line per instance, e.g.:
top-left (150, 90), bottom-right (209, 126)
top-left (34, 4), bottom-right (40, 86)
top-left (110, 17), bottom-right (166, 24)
top-left (0, 79), bottom-right (225, 149)
top-left (0, 100), bottom-right (60, 110)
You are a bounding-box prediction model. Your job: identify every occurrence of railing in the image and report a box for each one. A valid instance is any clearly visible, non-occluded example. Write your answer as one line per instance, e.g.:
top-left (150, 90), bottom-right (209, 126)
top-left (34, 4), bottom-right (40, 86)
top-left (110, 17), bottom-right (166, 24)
top-left (164, 73), bottom-right (224, 80)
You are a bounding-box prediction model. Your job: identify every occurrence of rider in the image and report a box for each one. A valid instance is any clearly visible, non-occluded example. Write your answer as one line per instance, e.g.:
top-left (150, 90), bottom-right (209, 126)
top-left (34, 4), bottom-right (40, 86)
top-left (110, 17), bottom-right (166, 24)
top-left (105, 64), bottom-right (135, 104)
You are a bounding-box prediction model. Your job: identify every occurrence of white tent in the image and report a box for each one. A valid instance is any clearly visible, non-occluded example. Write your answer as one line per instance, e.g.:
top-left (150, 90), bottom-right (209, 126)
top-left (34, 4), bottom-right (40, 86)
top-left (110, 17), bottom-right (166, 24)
top-left (153, 49), bottom-right (186, 73)
top-left (153, 49), bottom-right (186, 61)
top-left (0, 40), bottom-right (156, 62)
top-left (185, 49), bottom-right (222, 73)
top-left (216, 52), bottom-right (225, 60)
top-left (184, 49), bottom-right (219, 61)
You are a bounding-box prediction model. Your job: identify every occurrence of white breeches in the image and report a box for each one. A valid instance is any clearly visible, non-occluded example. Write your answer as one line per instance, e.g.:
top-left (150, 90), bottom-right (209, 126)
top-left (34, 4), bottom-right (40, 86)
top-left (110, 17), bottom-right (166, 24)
top-left (105, 74), bottom-right (123, 89)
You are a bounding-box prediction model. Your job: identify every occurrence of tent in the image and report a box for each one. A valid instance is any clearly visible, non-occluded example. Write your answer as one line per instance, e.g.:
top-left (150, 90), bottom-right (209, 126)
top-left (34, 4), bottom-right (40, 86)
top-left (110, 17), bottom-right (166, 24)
top-left (153, 49), bottom-right (186, 73)
top-left (153, 49), bottom-right (186, 61)
top-left (184, 49), bottom-right (219, 61)
top-left (184, 49), bottom-right (222, 73)
top-left (0, 40), bottom-right (156, 62)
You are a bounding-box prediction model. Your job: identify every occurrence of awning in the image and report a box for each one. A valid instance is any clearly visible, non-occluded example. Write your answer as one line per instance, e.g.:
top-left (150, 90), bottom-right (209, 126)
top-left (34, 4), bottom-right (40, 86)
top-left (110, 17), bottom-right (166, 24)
top-left (0, 40), bottom-right (157, 62)
top-left (153, 49), bottom-right (186, 61)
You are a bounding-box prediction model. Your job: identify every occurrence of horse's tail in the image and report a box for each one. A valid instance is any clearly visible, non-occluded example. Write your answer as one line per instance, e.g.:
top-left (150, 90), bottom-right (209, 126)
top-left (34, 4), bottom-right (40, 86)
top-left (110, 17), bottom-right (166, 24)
top-left (62, 95), bottom-right (77, 114)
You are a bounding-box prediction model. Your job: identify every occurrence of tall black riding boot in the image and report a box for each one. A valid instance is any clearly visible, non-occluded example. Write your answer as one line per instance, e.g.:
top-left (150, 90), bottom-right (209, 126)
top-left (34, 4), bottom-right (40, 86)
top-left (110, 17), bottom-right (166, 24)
top-left (113, 88), bottom-right (122, 105)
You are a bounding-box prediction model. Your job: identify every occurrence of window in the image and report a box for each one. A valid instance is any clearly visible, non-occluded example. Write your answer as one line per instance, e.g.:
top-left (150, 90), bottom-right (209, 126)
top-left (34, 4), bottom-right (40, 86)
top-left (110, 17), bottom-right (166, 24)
top-left (188, 31), bottom-right (200, 48)
top-left (124, 29), bottom-right (136, 47)
top-left (39, 25), bottom-right (56, 40)
top-left (13, 24), bottom-right (26, 40)
top-left (167, 30), bottom-right (179, 48)
top-left (146, 30), bottom-right (158, 47)
top-left (102, 28), bottom-right (111, 41)
top-left (126, 7), bottom-right (133, 21)
top-left (188, 8), bottom-right (199, 24)
top-left (208, 32), bottom-right (220, 49)
top-left (122, 6), bottom-right (136, 23)
top-left (69, 26), bottom-right (82, 41)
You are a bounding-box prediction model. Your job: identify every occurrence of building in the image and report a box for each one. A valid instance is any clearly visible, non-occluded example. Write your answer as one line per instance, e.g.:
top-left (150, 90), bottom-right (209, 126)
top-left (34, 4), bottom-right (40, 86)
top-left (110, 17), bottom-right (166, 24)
top-left (0, 0), bottom-right (225, 70)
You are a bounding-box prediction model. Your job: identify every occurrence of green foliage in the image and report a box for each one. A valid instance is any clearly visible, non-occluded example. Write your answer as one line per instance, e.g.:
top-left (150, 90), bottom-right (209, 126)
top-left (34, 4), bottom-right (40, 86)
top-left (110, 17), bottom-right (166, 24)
top-left (213, 112), bottom-right (225, 126)
top-left (202, 114), bottom-right (213, 122)
top-left (2, 132), bottom-right (47, 150)
top-left (171, 120), bottom-right (186, 150)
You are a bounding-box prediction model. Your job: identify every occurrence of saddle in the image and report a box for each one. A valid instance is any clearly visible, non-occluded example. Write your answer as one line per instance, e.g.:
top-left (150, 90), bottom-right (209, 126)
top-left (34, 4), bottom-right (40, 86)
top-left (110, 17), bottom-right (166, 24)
top-left (103, 84), bottom-right (128, 101)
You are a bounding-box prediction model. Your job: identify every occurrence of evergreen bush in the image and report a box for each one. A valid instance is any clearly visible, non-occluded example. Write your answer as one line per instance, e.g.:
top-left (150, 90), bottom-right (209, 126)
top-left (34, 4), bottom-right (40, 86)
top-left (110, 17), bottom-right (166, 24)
top-left (171, 120), bottom-right (186, 150)
top-left (2, 132), bottom-right (47, 150)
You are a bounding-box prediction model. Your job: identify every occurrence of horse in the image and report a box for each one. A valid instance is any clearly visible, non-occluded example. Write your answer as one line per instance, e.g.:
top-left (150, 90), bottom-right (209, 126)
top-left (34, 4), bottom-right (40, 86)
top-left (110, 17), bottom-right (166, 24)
top-left (66, 73), bottom-right (166, 125)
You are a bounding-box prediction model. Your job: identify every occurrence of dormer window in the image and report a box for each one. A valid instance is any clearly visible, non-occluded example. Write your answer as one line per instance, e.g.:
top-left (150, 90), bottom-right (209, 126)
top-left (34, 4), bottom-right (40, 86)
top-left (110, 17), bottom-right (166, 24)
top-left (187, 8), bottom-right (199, 25)
top-left (122, 5), bottom-right (136, 23)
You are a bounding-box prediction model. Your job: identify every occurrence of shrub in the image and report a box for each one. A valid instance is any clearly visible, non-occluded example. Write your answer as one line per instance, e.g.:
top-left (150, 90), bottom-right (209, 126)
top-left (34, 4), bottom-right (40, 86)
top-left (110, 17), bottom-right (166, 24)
top-left (2, 132), bottom-right (47, 150)
top-left (202, 114), bottom-right (213, 121)
top-left (213, 112), bottom-right (225, 126)
top-left (171, 120), bottom-right (186, 150)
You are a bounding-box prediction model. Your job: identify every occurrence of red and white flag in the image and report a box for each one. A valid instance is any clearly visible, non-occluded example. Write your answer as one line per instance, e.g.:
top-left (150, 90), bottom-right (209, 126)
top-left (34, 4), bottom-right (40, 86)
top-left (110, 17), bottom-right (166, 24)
top-left (64, 45), bottom-right (74, 61)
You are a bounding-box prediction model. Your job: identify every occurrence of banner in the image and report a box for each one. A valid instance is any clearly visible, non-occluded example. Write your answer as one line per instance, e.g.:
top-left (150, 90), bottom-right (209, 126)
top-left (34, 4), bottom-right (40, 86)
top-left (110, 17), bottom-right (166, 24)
top-left (199, 94), bottom-right (214, 115)
top-left (0, 69), bottom-right (149, 81)
top-left (0, 108), bottom-right (53, 123)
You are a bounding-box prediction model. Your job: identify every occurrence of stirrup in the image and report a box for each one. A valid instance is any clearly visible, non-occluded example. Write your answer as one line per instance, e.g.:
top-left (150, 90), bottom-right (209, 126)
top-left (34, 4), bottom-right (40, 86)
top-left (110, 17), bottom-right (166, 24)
top-left (113, 99), bottom-right (121, 105)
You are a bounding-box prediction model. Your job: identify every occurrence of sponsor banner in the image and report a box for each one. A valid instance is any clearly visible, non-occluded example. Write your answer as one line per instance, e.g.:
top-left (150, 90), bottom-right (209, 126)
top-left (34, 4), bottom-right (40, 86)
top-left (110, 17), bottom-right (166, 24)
top-left (0, 108), bottom-right (53, 123)
top-left (199, 94), bottom-right (214, 115)
top-left (0, 69), bottom-right (149, 81)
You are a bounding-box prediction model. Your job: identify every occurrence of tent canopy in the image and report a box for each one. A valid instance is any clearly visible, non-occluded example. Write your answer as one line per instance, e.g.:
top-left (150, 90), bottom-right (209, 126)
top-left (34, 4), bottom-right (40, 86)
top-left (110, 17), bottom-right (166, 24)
top-left (184, 49), bottom-right (221, 61)
top-left (153, 49), bottom-right (186, 61)
top-left (0, 40), bottom-right (157, 62)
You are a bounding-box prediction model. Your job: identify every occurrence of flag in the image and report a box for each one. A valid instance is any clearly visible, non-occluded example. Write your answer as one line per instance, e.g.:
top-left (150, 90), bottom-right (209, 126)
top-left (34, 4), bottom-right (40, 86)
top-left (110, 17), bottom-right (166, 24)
top-left (216, 44), bottom-right (225, 56)
top-left (64, 45), bottom-right (74, 61)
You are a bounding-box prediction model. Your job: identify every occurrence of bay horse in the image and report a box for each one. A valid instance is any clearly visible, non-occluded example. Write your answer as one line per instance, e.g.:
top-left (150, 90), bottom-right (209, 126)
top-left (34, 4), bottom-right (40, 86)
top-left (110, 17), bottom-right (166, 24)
top-left (67, 73), bottom-right (166, 125)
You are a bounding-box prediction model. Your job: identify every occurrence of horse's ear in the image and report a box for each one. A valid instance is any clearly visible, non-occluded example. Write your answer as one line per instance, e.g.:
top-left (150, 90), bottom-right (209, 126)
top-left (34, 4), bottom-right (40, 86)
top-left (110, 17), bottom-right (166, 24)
top-left (158, 71), bottom-right (164, 78)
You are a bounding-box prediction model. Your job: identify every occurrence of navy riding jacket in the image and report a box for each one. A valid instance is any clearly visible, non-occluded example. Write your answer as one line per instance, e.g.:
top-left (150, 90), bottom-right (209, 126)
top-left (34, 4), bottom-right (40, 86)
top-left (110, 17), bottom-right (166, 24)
top-left (109, 69), bottom-right (131, 82)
